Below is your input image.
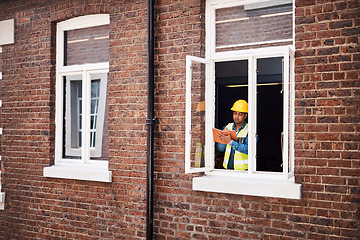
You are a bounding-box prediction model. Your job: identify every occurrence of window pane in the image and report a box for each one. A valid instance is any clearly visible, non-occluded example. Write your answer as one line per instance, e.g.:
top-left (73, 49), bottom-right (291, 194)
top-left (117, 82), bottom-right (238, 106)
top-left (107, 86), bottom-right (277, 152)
top-left (215, 60), bottom-right (248, 169)
top-left (89, 74), bottom-right (108, 161)
top-left (64, 25), bottom-right (109, 66)
top-left (190, 61), bottom-right (206, 169)
top-left (63, 74), bottom-right (108, 160)
top-left (90, 80), bottom-right (100, 148)
top-left (63, 75), bottom-right (82, 159)
top-left (215, 2), bottom-right (293, 52)
top-left (256, 57), bottom-right (283, 172)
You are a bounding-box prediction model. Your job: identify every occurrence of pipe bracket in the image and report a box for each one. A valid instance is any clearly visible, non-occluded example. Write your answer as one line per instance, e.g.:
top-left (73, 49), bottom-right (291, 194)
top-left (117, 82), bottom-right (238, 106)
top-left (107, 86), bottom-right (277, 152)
top-left (146, 118), bottom-right (159, 125)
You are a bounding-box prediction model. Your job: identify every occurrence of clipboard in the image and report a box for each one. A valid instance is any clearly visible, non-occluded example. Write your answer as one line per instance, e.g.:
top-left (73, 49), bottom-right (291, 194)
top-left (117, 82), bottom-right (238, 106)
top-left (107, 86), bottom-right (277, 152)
top-left (212, 128), bottom-right (237, 144)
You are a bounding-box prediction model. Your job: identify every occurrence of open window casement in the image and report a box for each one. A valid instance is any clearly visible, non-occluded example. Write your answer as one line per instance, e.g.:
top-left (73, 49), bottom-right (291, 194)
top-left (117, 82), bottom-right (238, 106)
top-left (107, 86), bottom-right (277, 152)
top-left (282, 47), bottom-right (295, 180)
top-left (185, 56), bottom-right (215, 174)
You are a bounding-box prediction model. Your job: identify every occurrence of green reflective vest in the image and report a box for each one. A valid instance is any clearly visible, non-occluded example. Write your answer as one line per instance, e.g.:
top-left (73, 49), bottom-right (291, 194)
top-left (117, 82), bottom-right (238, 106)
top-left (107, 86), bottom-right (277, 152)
top-left (223, 123), bottom-right (248, 170)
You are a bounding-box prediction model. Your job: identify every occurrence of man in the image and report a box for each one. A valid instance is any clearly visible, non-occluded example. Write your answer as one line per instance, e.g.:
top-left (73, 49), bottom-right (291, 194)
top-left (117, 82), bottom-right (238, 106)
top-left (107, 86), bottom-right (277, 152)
top-left (216, 100), bottom-right (249, 170)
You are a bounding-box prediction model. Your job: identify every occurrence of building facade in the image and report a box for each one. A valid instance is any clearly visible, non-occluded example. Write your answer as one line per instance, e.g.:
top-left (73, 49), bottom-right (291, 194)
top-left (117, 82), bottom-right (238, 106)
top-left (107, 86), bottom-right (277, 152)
top-left (0, 0), bottom-right (359, 239)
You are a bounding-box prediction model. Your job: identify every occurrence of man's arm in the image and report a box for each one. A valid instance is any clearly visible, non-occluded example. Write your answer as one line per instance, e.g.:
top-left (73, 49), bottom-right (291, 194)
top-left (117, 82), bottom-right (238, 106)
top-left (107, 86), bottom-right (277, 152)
top-left (228, 136), bottom-right (248, 154)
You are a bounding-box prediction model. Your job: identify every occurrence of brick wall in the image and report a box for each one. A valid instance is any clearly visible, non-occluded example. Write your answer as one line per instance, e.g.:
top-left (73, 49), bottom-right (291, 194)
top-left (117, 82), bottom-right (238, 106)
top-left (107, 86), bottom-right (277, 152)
top-left (0, 0), bottom-right (358, 239)
top-left (294, 0), bottom-right (359, 238)
top-left (66, 25), bottom-right (110, 65)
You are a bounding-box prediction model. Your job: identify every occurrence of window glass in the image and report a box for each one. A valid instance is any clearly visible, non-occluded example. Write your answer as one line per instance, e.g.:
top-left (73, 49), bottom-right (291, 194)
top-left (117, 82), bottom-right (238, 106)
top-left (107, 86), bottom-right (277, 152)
top-left (90, 80), bottom-right (100, 148)
top-left (64, 25), bottom-right (109, 66)
top-left (89, 73), bottom-right (108, 161)
top-left (62, 74), bottom-right (108, 160)
top-left (215, 60), bottom-right (248, 169)
top-left (63, 75), bottom-right (83, 159)
top-left (97, 89), bottom-right (109, 161)
top-left (215, 57), bottom-right (287, 172)
top-left (190, 61), bottom-right (206, 169)
top-left (256, 57), bottom-right (283, 172)
top-left (215, 3), bottom-right (293, 52)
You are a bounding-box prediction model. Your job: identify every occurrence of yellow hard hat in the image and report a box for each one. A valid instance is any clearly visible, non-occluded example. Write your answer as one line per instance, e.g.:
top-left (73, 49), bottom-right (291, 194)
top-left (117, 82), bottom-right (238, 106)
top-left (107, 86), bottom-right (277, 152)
top-left (231, 100), bottom-right (248, 113)
top-left (196, 101), bottom-right (205, 112)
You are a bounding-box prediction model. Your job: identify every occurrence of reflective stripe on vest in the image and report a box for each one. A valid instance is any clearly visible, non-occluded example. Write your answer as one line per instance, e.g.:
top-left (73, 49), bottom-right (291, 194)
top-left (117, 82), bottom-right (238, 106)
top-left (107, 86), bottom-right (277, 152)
top-left (223, 123), bottom-right (248, 170)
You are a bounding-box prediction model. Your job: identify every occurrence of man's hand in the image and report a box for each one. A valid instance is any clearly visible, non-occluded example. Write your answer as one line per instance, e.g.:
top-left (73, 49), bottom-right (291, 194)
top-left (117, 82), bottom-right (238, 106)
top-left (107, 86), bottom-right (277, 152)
top-left (217, 131), bottom-right (231, 144)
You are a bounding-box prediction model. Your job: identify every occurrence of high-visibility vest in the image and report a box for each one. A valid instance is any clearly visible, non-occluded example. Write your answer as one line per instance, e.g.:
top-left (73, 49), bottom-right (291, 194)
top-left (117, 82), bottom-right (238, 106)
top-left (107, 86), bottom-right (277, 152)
top-left (194, 142), bottom-right (203, 168)
top-left (223, 123), bottom-right (248, 170)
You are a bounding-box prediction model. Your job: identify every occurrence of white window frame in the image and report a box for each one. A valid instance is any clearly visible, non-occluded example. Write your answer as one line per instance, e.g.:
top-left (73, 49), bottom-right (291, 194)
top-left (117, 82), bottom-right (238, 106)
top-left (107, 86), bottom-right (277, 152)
top-left (64, 73), bottom-right (107, 158)
top-left (0, 19), bottom-right (15, 45)
top-left (185, 0), bottom-right (300, 199)
top-left (43, 14), bottom-right (111, 182)
top-left (185, 56), bottom-right (215, 174)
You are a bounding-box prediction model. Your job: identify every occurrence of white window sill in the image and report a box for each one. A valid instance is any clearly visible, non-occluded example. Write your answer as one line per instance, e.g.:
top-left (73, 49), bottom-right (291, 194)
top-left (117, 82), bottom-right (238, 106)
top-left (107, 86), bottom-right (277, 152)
top-left (43, 165), bottom-right (112, 183)
top-left (0, 192), bottom-right (5, 210)
top-left (193, 175), bottom-right (301, 199)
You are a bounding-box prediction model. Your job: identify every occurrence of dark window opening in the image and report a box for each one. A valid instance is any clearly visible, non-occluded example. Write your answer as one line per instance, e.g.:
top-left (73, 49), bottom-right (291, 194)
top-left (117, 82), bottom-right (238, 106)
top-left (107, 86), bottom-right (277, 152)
top-left (215, 57), bottom-right (283, 172)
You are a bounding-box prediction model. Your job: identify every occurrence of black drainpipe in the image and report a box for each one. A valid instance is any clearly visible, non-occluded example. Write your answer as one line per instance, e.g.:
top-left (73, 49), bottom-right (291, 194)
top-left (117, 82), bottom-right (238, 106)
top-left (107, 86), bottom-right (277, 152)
top-left (146, 0), bottom-right (156, 239)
